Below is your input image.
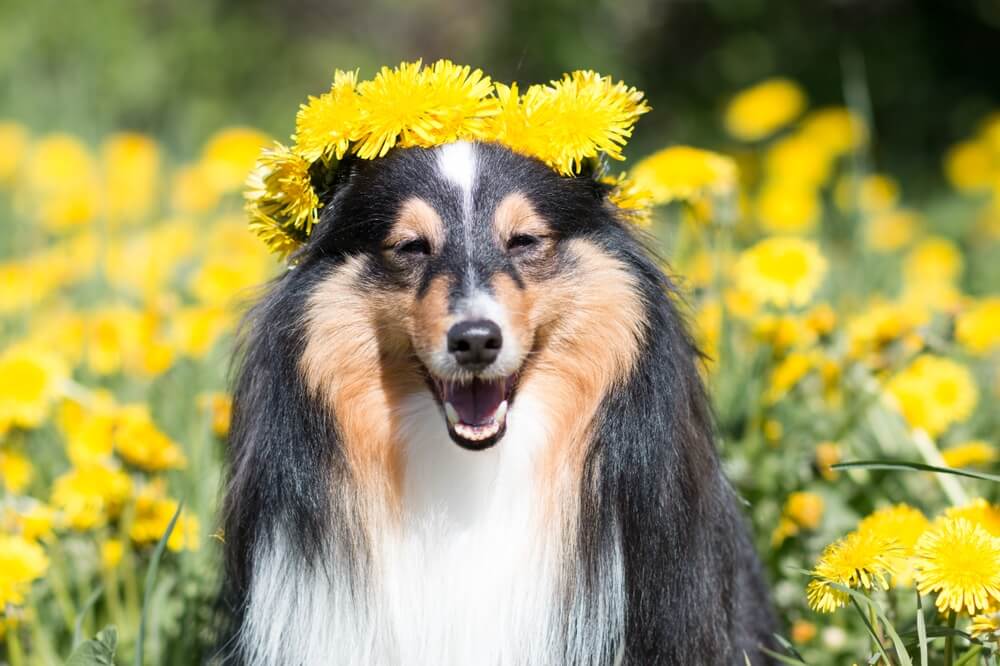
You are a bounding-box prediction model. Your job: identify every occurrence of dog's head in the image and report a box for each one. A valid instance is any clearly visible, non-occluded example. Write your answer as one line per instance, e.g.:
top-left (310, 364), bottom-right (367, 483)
top-left (291, 141), bottom-right (645, 454)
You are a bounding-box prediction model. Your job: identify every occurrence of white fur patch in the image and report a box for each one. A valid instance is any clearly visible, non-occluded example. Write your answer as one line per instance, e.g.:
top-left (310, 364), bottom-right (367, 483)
top-left (242, 390), bottom-right (624, 665)
top-left (436, 141), bottom-right (476, 196)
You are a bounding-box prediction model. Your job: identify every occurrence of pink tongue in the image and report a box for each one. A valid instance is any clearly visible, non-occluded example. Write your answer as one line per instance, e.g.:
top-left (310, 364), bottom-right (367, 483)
top-left (444, 378), bottom-right (505, 425)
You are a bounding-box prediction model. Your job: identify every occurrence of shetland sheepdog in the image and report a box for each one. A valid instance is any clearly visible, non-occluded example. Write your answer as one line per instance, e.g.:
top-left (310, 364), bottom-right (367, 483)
top-left (221, 141), bottom-right (775, 665)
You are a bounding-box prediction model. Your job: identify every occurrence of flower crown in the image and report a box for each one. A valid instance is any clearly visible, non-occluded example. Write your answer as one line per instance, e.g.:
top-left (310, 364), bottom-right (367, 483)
top-left (244, 60), bottom-right (655, 258)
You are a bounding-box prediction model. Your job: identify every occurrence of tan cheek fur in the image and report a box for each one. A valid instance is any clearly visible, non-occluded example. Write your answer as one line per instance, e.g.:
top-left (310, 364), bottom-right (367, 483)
top-left (516, 239), bottom-right (646, 519)
top-left (300, 257), bottom-right (422, 515)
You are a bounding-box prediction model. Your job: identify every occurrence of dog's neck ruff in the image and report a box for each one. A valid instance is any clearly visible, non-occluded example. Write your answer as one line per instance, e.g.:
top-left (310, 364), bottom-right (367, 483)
top-left (243, 388), bottom-right (623, 666)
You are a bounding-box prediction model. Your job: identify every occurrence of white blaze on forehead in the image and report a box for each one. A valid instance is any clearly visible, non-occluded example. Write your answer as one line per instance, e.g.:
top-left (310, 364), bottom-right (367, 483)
top-left (436, 141), bottom-right (477, 195)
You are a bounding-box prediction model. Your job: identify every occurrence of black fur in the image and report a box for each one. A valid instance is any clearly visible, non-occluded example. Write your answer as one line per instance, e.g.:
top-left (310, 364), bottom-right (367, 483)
top-left (219, 142), bottom-right (774, 664)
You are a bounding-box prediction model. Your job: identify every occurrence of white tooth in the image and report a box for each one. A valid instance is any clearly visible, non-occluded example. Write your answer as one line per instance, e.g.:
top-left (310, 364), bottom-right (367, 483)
top-left (444, 402), bottom-right (459, 426)
top-left (495, 400), bottom-right (508, 424)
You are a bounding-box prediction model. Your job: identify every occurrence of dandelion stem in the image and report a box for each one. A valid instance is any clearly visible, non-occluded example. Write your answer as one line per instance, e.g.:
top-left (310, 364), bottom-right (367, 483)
top-left (944, 612), bottom-right (956, 666)
top-left (7, 627), bottom-right (25, 666)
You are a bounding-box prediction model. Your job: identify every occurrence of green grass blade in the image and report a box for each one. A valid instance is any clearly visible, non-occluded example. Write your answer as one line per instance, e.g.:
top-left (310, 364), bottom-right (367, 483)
top-left (916, 591), bottom-right (928, 666)
top-left (135, 501), bottom-right (183, 666)
top-left (850, 596), bottom-right (895, 666)
top-left (832, 460), bottom-right (1000, 484)
top-left (772, 634), bottom-right (810, 663)
top-left (72, 585), bottom-right (105, 648)
top-left (835, 583), bottom-right (913, 666)
top-left (759, 646), bottom-right (811, 665)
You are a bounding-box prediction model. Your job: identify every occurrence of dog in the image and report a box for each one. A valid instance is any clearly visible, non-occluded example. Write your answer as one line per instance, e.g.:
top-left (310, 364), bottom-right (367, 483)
top-left (221, 140), bottom-right (775, 664)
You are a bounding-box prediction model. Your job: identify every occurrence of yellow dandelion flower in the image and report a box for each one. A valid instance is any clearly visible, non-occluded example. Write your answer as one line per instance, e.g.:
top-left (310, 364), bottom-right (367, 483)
top-left (0, 121), bottom-right (30, 184)
top-left (171, 162), bottom-right (221, 214)
top-left (836, 173), bottom-right (900, 214)
top-left (914, 517), bottom-right (1000, 615)
top-left (352, 61), bottom-right (437, 160)
top-left (245, 143), bottom-right (320, 258)
top-left (724, 77), bottom-right (806, 142)
top-left (799, 107), bottom-right (867, 156)
top-left (15, 503), bottom-right (57, 542)
top-left (413, 59), bottom-right (498, 146)
top-left (735, 237), bottom-right (828, 308)
top-left (858, 504), bottom-right (929, 586)
top-left (294, 69), bottom-right (361, 162)
top-left (944, 139), bottom-right (995, 193)
top-left (865, 208), bottom-right (920, 252)
top-left (0, 534), bottom-right (48, 608)
top-left (84, 306), bottom-right (146, 376)
top-left (630, 145), bottom-right (738, 206)
top-left (845, 299), bottom-right (929, 361)
top-left (114, 405), bottom-right (187, 471)
top-left (201, 126), bottom-right (271, 192)
top-left (101, 539), bottom-right (124, 570)
top-left (102, 132), bottom-right (160, 225)
top-left (815, 441), bottom-right (841, 480)
top-left (25, 133), bottom-right (102, 231)
top-left (197, 392), bottom-right (232, 438)
top-left (885, 354), bottom-right (978, 437)
top-left (956, 297), bottom-right (1000, 355)
top-left (784, 491), bottom-right (824, 529)
top-left (970, 610), bottom-right (1000, 640)
top-left (903, 236), bottom-right (963, 284)
top-left (766, 351), bottom-right (815, 403)
top-left (764, 133), bottom-right (834, 189)
top-left (0, 449), bottom-right (34, 494)
top-left (51, 463), bottom-right (132, 530)
top-left (0, 344), bottom-right (68, 433)
top-left (806, 529), bottom-right (903, 613)
top-left (942, 440), bottom-right (998, 469)
top-left (756, 182), bottom-right (820, 234)
top-left (944, 499), bottom-right (1000, 538)
top-left (169, 305), bottom-right (233, 359)
top-left (130, 481), bottom-right (200, 552)
top-left (602, 172), bottom-right (655, 225)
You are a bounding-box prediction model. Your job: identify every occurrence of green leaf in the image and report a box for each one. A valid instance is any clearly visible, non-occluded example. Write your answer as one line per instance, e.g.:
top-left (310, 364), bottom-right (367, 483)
top-left (833, 583), bottom-right (913, 666)
top-left (759, 646), bottom-right (811, 665)
top-left (66, 626), bottom-right (117, 666)
top-left (832, 460), bottom-right (1000, 484)
top-left (916, 591), bottom-right (928, 666)
top-left (135, 501), bottom-right (183, 666)
top-left (772, 634), bottom-right (810, 663)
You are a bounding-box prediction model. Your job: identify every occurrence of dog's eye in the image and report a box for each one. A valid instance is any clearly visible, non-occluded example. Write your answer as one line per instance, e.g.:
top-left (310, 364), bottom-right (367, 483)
top-left (395, 238), bottom-right (431, 256)
top-left (507, 234), bottom-right (540, 253)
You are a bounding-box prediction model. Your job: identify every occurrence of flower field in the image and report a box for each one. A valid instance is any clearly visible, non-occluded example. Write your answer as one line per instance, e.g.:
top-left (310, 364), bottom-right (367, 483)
top-left (1, 73), bottom-right (999, 664)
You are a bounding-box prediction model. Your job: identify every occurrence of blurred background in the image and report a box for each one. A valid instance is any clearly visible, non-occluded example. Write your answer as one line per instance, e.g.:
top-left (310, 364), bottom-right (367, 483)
top-left (1, 1), bottom-right (999, 664)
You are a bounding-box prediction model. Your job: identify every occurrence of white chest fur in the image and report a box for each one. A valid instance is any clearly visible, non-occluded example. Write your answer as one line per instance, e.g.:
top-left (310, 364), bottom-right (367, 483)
top-left (243, 392), bottom-right (622, 665)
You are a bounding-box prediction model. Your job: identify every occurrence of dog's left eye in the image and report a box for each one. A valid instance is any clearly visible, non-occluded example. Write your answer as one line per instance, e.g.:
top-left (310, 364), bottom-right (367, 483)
top-left (394, 238), bottom-right (431, 256)
top-left (507, 234), bottom-right (540, 253)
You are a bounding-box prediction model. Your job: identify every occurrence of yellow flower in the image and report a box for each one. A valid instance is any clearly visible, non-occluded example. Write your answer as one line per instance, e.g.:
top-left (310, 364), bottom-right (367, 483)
top-left (724, 78), bottom-right (806, 141)
top-left (845, 300), bottom-right (928, 361)
top-left (944, 499), bottom-right (1000, 538)
top-left (102, 132), bottom-right (160, 224)
top-left (756, 182), bottom-right (820, 234)
top-left (630, 145), bottom-right (738, 206)
top-left (766, 351), bottom-right (815, 403)
top-left (104, 221), bottom-right (197, 299)
top-left (245, 143), bottom-right (320, 258)
top-left (602, 172), bottom-right (655, 225)
top-left (0, 534), bottom-right (48, 608)
top-left (51, 463), bottom-right (133, 530)
top-left (942, 440), bottom-right (998, 468)
top-left (692, 298), bottom-right (722, 371)
top-left (25, 133), bottom-right (102, 231)
top-left (944, 139), bottom-right (995, 193)
top-left (491, 71), bottom-right (648, 176)
top-left (903, 236), bottom-right (963, 284)
top-left (114, 405), bottom-right (187, 471)
top-left (0, 121), bottom-right (30, 183)
top-left (790, 620), bottom-right (817, 644)
top-left (970, 610), bottom-right (1000, 640)
top-left (836, 173), bottom-right (899, 214)
top-left (784, 491), bottom-right (824, 529)
top-left (410, 59), bottom-right (499, 147)
top-left (814, 441), bottom-right (841, 480)
top-left (865, 209), bottom-right (920, 252)
top-left (169, 305), bottom-right (233, 359)
top-left (130, 481), bottom-right (200, 552)
top-left (84, 306), bottom-right (145, 376)
top-left (735, 237), bottom-right (828, 308)
top-left (13, 503), bottom-right (57, 542)
top-left (0, 344), bottom-right (68, 433)
top-left (198, 392), bottom-right (232, 438)
top-left (763, 418), bottom-right (784, 443)
top-left (806, 529), bottom-right (903, 612)
top-left (885, 354), bottom-right (978, 437)
top-left (171, 163), bottom-right (221, 214)
top-left (0, 449), bottom-right (34, 494)
top-left (956, 297), bottom-right (1000, 354)
top-left (101, 539), bottom-right (124, 570)
top-left (858, 504), bottom-right (929, 586)
top-left (60, 394), bottom-right (118, 466)
top-left (914, 517), bottom-right (1000, 615)
top-left (294, 69), bottom-right (362, 162)
top-left (201, 127), bottom-right (271, 192)
top-left (799, 107), bottom-right (867, 156)
top-left (763, 133), bottom-right (834, 188)
top-left (190, 252), bottom-right (269, 307)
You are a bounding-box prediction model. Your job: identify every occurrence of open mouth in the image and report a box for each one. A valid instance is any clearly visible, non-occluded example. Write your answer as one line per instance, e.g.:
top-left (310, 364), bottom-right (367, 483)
top-left (428, 375), bottom-right (517, 450)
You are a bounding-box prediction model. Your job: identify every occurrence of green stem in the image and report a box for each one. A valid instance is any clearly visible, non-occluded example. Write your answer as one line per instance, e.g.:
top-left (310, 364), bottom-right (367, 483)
top-left (944, 613), bottom-right (957, 666)
top-left (7, 627), bottom-right (25, 666)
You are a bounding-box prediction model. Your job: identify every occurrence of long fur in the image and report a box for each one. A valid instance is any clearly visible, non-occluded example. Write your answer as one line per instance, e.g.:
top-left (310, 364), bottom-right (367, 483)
top-left (219, 142), bottom-right (774, 665)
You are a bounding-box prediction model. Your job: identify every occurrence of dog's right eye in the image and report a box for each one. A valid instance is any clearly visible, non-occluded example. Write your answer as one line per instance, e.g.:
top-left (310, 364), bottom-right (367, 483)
top-left (394, 238), bottom-right (431, 256)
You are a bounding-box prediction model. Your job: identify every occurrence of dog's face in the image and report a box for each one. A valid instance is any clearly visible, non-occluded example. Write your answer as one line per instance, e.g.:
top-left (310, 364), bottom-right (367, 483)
top-left (299, 141), bottom-right (643, 455)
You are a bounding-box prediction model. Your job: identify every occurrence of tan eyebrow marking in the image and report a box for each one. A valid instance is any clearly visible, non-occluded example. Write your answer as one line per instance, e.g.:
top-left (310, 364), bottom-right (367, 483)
top-left (385, 197), bottom-right (446, 251)
top-left (493, 192), bottom-right (551, 244)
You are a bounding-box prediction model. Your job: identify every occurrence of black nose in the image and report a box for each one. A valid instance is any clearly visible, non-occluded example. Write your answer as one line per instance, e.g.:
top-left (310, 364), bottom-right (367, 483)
top-left (447, 319), bottom-right (503, 370)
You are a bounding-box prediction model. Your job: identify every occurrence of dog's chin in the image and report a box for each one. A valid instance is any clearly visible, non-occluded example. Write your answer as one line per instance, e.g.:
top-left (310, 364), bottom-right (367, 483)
top-left (426, 372), bottom-right (519, 451)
